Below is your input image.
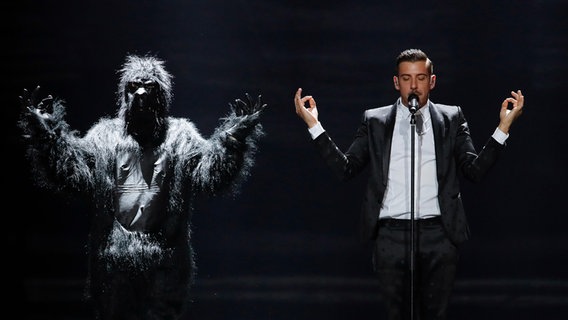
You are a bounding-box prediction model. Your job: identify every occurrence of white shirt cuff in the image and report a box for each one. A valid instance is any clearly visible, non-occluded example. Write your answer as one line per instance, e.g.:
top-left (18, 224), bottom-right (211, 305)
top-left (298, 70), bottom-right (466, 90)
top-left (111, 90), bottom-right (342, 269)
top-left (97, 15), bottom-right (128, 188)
top-left (492, 128), bottom-right (509, 145)
top-left (308, 122), bottom-right (325, 140)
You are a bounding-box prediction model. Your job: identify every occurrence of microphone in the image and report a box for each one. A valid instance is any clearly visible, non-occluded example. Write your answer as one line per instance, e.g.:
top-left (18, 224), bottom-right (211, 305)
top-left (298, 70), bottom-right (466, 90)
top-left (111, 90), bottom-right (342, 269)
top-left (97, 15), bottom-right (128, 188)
top-left (408, 93), bottom-right (419, 114)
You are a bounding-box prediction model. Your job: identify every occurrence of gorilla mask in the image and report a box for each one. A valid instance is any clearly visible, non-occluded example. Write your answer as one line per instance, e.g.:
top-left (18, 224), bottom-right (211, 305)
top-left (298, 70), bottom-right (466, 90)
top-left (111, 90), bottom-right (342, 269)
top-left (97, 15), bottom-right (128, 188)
top-left (117, 55), bottom-right (173, 146)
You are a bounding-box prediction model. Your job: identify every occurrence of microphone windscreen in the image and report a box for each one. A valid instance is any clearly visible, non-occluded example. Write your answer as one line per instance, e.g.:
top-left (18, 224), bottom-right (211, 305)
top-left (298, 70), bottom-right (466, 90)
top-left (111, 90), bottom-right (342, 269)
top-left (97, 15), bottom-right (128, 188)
top-left (408, 93), bottom-right (419, 106)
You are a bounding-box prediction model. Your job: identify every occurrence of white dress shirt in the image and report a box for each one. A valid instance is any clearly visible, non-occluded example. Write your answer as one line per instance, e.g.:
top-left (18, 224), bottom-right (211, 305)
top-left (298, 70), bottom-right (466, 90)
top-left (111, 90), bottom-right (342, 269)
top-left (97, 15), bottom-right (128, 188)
top-left (308, 98), bottom-right (509, 220)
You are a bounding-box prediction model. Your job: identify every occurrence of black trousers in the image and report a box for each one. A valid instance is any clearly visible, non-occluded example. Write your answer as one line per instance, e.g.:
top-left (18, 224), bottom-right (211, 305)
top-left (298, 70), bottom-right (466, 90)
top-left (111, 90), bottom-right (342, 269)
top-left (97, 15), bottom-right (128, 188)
top-left (373, 217), bottom-right (458, 320)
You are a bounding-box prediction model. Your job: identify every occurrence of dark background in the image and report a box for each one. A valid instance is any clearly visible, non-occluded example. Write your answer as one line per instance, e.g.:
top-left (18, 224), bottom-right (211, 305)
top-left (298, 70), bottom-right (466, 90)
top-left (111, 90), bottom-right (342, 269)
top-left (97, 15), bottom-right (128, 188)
top-left (7, 0), bottom-right (568, 319)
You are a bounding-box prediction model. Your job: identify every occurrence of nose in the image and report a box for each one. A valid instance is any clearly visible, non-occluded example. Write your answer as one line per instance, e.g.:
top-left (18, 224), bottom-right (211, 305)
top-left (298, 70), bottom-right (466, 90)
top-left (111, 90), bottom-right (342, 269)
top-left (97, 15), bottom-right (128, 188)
top-left (135, 87), bottom-right (147, 96)
top-left (410, 78), bottom-right (418, 89)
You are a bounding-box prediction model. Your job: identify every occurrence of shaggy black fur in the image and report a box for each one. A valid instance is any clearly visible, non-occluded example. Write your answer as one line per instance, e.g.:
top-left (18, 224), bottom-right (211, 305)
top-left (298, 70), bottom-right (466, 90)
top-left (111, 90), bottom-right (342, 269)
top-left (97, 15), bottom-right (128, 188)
top-left (18, 54), bottom-right (266, 319)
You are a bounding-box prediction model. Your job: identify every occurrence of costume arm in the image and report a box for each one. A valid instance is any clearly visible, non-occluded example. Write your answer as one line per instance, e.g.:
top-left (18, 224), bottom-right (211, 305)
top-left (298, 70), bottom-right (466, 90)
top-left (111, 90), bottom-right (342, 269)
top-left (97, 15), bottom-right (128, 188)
top-left (18, 87), bottom-right (93, 192)
top-left (191, 94), bottom-right (266, 195)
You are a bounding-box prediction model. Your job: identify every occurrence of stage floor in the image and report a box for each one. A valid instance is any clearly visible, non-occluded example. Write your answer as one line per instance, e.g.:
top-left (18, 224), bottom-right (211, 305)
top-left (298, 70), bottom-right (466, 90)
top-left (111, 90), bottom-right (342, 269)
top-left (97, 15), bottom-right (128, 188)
top-left (24, 275), bottom-right (568, 320)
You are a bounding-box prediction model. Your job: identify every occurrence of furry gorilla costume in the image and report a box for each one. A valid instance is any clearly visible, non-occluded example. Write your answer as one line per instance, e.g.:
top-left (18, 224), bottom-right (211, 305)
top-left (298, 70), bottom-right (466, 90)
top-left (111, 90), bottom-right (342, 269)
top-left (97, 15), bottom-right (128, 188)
top-left (18, 54), bottom-right (266, 319)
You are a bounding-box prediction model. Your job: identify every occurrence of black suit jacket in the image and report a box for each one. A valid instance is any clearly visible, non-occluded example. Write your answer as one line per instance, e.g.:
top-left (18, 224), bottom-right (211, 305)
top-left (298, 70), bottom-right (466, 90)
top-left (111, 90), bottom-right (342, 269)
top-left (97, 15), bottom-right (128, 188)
top-left (314, 102), bottom-right (504, 246)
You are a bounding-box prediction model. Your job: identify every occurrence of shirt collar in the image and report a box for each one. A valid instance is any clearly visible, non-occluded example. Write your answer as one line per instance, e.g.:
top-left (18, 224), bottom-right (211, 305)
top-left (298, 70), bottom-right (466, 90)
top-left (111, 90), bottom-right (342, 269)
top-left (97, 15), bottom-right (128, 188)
top-left (396, 97), bottom-right (432, 120)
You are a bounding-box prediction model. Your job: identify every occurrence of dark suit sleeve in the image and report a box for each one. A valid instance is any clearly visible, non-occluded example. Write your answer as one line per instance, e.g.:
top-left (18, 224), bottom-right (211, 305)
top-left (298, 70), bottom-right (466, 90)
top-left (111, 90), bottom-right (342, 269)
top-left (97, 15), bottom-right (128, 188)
top-left (313, 114), bottom-right (370, 181)
top-left (454, 107), bottom-right (505, 183)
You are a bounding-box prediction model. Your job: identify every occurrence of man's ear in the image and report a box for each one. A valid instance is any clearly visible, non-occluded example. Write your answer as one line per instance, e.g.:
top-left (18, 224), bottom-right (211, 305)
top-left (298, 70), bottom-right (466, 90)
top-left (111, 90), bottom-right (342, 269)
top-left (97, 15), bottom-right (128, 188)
top-left (429, 74), bottom-right (436, 89)
top-left (393, 76), bottom-right (400, 90)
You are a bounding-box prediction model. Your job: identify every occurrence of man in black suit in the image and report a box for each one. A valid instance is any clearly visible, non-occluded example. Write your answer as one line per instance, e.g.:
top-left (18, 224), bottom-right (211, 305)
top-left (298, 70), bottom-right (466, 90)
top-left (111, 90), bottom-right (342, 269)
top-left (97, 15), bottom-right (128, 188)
top-left (293, 48), bottom-right (524, 320)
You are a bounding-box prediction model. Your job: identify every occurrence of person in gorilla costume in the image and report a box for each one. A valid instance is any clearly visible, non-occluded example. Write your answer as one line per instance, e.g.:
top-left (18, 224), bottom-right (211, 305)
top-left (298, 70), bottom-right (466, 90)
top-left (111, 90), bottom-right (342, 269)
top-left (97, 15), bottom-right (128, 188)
top-left (18, 54), bottom-right (267, 319)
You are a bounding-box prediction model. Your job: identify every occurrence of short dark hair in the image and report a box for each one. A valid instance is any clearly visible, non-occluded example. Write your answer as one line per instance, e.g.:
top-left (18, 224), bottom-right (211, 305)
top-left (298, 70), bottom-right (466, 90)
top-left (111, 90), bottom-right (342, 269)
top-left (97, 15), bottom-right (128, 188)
top-left (396, 49), bottom-right (434, 75)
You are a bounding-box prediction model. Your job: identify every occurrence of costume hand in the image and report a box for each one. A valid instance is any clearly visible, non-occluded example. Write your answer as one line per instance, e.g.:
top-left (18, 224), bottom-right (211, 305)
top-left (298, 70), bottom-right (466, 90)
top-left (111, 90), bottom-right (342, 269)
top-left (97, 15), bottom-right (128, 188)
top-left (227, 93), bottom-right (266, 141)
top-left (498, 90), bottom-right (524, 134)
top-left (294, 88), bottom-right (319, 128)
top-left (230, 93), bottom-right (267, 117)
top-left (19, 86), bottom-right (57, 137)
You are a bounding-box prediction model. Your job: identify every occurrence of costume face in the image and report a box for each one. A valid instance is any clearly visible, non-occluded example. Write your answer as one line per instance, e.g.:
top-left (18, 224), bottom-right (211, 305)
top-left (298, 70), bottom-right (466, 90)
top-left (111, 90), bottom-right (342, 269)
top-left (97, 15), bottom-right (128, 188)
top-left (393, 61), bottom-right (436, 108)
top-left (118, 56), bottom-right (173, 144)
top-left (126, 79), bottom-right (159, 113)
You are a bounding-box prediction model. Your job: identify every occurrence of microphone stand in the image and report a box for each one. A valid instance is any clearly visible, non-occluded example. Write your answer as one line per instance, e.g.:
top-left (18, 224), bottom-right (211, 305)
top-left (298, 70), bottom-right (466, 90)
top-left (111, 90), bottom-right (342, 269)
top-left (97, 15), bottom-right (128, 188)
top-left (409, 109), bottom-right (418, 320)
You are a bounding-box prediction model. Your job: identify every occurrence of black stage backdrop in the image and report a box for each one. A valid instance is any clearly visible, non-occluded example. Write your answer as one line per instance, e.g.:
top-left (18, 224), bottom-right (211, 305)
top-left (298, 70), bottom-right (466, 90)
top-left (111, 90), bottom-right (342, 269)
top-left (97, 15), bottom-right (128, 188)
top-left (6, 0), bottom-right (568, 319)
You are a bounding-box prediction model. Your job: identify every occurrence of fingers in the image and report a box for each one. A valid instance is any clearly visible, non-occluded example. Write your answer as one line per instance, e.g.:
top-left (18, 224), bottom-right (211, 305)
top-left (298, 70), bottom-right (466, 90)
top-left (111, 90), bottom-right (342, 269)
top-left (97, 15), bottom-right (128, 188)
top-left (501, 98), bottom-right (509, 111)
top-left (513, 90), bottom-right (524, 112)
top-left (501, 98), bottom-right (512, 117)
top-left (254, 94), bottom-right (267, 113)
top-left (500, 90), bottom-right (525, 124)
top-left (294, 87), bottom-right (320, 129)
top-left (308, 96), bottom-right (316, 109)
top-left (502, 90), bottom-right (524, 107)
top-left (509, 89), bottom-right (523, 103)
top-left (20, 88), bottom-right (36, 113)
top-left (510, 89), bottom-right (523, 101)
top-left (233, 93), bottom-right (266, 116)
top-left (20, 86), bottom-right (52, 111)
top-left (20, 87), bottom-right (31, 104)
top-left (295, 88), bottom-right (302, 100)
top-left (294, 88), bottom-right (302, 110)
top-left (230, 99), bottom-right (243, 116)
top-left (39, 95), bottom-right (53, 112)
top-left (294, 88), bottom-right (309, 107)
top-left (294, 87), bottom-right (317, 111)
top-left (508, 89), bottom-right (524, 114)
top-left (244, 92), bottom-right (261, 113)
top-left (31, 85), bottom-right (41, 104)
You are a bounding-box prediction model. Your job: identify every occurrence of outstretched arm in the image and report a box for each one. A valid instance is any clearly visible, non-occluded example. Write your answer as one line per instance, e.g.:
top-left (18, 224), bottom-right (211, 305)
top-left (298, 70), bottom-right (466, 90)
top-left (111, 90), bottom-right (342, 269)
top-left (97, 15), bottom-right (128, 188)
top-left (18, 86), bottom-right (93, 192)
top-left (458, 90), bottom-right (525, 183)
top-left (293, 87), bottom-right (367, 181)
top-left (190, 93), bottom-right (267, 196)
top-left (19, 86), bottom-right (60, 139)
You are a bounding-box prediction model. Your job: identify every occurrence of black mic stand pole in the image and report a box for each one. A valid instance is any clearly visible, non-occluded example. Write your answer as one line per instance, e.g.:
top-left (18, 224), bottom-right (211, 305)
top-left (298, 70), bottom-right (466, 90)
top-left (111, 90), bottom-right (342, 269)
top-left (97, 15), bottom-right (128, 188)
top-left (409, 110), bottom-right (418, 320)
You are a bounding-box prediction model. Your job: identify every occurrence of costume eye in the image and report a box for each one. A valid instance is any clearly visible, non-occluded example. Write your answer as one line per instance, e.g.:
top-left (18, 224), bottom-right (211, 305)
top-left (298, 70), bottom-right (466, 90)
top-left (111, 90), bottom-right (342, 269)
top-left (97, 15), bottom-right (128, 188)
top-left (128, 81), bottom-right (142, 91)
top-left (143, 81), bottom-right (157, 91)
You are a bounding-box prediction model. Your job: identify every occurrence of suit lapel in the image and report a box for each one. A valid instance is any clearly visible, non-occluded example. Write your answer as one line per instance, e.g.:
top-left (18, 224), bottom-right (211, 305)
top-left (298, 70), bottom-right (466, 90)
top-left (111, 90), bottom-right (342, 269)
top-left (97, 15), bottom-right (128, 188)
top-left (429, 103), bottom-right (446, 181)
top-left (382, 105), bottom-right (397, 186)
